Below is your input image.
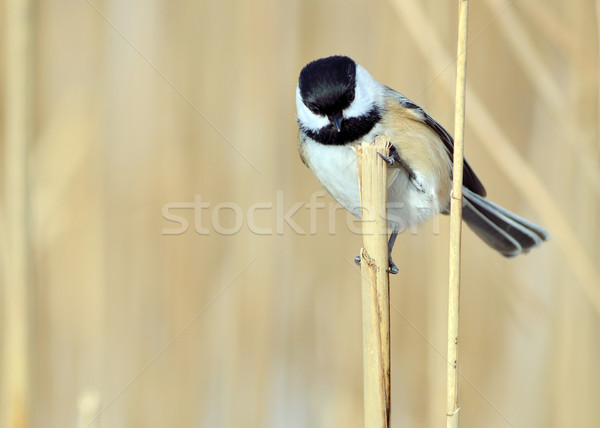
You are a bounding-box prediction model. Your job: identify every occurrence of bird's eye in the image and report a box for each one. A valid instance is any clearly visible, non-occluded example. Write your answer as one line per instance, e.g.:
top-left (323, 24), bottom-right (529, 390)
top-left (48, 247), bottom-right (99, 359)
top-left (307, 103), bottom-right (321, 115)
top-left (347, 87), bottom-right (355, 103)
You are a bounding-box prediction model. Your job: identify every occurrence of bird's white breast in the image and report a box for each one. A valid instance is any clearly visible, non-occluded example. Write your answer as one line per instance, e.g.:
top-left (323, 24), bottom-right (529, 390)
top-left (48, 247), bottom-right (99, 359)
top-left (301, 134), bottom-right (443, 232)
top-left (302, 138), bottom-right (364, 217)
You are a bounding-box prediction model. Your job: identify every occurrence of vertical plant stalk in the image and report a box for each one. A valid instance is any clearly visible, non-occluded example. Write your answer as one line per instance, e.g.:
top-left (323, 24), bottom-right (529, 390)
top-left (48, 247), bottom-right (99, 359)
top-left (2, 0), bottom-right (33, 427)
top-left (356, 136), bottom-right (391, 428)
top-left (447, 1), bottom-right (469, 427)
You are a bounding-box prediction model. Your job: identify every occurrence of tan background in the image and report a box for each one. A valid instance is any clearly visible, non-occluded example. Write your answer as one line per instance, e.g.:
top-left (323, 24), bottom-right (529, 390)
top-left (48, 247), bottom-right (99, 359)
top-left (1, 0), bottom-right (599, 427)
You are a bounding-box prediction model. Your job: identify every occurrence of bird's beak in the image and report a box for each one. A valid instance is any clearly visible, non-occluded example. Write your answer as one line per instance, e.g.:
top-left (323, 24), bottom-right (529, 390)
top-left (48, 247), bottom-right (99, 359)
top-left (330, 114), bottom-right (343, 132)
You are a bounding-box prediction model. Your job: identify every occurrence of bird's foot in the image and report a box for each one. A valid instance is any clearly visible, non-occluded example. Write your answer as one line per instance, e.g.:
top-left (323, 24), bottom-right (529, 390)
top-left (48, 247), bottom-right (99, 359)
top-left (354, 254), bottom-right (399, 274)
top-left (387, 256), bottom-right (399, 275)
top-left (378, 144), bottom-right (424, 193)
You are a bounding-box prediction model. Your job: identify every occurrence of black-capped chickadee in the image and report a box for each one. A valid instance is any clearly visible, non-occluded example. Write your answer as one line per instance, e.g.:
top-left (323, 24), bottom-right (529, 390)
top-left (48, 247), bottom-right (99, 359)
top-left (296, 55), bottom-right (549, 273)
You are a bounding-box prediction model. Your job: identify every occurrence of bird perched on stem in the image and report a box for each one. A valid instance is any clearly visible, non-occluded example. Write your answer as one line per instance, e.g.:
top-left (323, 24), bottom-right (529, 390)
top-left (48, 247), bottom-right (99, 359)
top-left (296, 55), bottom-right (549, 273)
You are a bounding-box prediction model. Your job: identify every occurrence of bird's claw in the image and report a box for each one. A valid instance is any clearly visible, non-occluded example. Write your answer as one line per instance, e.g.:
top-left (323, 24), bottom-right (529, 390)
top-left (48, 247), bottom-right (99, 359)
top-left (411, 179), bottom-right (425, 193)
top-left (387, 259), bottom-right (399, 274)
top-left (355, 254), bottom-right (399, 274)
top-left (380, 144), bottom-right (423, 193)
top-left (377, 152), bottom-right (395, 166)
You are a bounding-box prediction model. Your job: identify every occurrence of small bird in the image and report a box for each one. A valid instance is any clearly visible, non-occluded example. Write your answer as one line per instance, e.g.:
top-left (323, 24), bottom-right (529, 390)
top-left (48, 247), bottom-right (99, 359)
top-left (296, 55), bottom-right (549, 273)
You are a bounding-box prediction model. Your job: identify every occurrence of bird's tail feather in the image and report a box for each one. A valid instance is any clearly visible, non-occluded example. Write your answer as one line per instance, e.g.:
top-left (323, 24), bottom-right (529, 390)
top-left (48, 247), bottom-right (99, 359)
top-left (462, 187), bottom-right (549, 257)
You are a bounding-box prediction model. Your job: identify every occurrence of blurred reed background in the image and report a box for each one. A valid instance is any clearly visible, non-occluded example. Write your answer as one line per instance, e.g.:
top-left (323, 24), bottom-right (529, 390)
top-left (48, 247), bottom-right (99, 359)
top-left (1, 0), bottom-right (599, 427)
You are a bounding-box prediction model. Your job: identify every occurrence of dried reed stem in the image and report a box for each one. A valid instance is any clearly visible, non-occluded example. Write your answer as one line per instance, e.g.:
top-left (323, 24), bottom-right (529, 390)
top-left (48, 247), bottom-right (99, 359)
top-left (356, 136), bottom-right (392, 428)
top-left (447, 1), bottom-right (469, 427)
top-left (2, 0), bottom-right (33, 427)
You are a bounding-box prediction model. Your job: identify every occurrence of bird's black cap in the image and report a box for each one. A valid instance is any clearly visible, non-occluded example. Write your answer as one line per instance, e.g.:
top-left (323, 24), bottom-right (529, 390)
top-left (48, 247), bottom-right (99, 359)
top-left (298, 56), bottom-right (356, 117)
